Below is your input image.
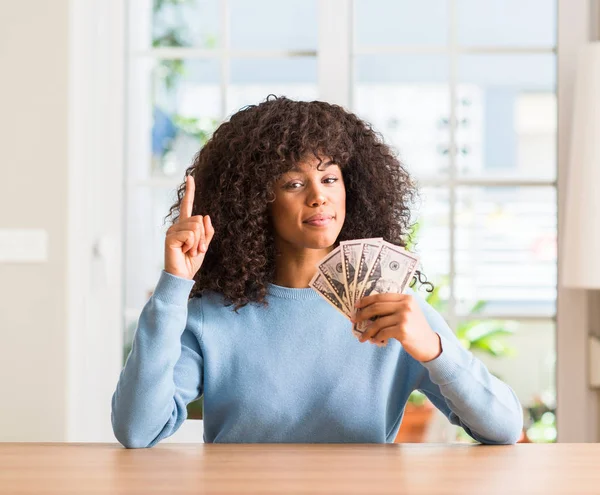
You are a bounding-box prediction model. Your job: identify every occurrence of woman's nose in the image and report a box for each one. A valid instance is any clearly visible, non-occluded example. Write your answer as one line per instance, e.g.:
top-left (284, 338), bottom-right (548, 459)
top-left (307, 189), bottom-right (327, 207)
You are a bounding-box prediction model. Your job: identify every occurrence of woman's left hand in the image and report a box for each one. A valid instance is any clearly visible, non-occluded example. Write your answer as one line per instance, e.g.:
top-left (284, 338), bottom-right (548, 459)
top-left (353, 293), bottom-right (442, 362)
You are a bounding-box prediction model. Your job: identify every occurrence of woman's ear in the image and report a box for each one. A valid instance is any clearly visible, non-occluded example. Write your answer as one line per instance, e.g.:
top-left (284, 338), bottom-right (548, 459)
top-left (266, 189), bottom-right (276, 206)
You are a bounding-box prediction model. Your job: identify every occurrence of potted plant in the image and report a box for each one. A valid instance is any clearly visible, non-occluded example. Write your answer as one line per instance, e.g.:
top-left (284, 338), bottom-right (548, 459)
top-left (187, 396), bottom-right (204, 420)
top-left (523, 393), bottom-right (556, 443)
top-left (395, 390), bottom-right (435, 442)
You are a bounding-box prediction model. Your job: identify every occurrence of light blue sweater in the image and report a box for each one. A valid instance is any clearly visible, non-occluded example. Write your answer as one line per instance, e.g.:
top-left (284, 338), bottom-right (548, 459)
top-left (111, 270), bottom-right (523, 448)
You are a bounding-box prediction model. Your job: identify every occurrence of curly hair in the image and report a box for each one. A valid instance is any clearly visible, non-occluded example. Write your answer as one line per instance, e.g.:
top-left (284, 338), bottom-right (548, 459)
top-left (165, 95), bottom-right (432, 309)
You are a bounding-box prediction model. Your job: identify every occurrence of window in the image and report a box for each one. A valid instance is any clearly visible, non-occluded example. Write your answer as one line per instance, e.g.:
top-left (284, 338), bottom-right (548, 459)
top-left (124, 0), bottom-right (558, 442)
top-left (124, 0), bottom-right (319, 419)
top-left (351, 0), bottom-right (557, 442)
top-left (124, 0), bottom-right (319, 333)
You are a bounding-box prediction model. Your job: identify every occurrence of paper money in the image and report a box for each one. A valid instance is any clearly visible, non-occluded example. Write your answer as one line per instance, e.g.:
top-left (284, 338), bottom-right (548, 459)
top-left (353, 238), bottom-right (384, 310)
top-left (309, 271), bottom-right (351, 318)
top-left (310, 237), bottom-right (420, 340)
top-left (340, 240), bottom-right (362, 308)
top-left (354, 241), bottom-right (420, 334)
top-left (317, 247), bottom-right (352, 314)
top-left (360, 241), bottom-right (419, 301)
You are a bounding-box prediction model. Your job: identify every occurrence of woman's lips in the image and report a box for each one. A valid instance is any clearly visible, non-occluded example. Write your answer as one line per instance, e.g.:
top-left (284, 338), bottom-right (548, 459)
top-left (304, 217), bottom-right (333, 227)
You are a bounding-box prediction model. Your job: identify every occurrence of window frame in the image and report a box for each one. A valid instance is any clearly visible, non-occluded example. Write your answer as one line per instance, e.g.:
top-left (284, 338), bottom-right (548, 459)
top-left (67, 0), bottom-right (597, 442)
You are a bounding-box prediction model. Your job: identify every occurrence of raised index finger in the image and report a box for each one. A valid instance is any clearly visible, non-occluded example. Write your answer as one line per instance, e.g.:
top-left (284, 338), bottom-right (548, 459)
top-left (180, 175), bottom-right (195, 221)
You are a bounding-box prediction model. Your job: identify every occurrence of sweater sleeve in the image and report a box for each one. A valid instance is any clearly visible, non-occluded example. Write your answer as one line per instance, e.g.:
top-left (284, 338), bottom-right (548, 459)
top-left (408, 289), bottom-right (524, 445)
top-left (111, 270), bottom-right (204, 449)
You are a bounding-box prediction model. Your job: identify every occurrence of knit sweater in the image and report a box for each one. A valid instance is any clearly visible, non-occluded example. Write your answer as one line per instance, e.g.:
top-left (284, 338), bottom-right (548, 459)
top-left (111, 270), bottom-right (523, 448)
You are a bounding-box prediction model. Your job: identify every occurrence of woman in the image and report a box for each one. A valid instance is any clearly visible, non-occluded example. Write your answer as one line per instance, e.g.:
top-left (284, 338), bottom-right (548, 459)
top-left (111, 95), bottom-right (523, 448)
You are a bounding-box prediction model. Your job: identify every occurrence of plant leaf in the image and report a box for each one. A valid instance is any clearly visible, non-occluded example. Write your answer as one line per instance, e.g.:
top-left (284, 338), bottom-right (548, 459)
top-left (469, 300), bottom-right (487, 315)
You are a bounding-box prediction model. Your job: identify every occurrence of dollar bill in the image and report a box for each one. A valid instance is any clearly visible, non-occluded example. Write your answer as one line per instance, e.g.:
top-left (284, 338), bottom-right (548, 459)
top-left (309, 271), bottom-right (351, 319)
top-left (352, 238), bottom-right (384, 311)
top-left (317, 247), bottom-right (352, 314)
top-left (361, 241), bottom-right (419, 300)
top-left (340, 240), bottom-right (362, 308)
top-left (354, 241), bottom-right (420, 333)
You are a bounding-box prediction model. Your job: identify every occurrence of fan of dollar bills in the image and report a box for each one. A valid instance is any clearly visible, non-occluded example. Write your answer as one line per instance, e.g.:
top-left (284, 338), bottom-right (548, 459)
top-left (309, 238), bottom-right (420, 338)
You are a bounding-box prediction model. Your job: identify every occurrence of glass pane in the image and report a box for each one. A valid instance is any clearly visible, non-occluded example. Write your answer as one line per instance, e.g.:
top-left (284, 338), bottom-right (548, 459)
top-left (409, 188), bottom-right (450, 313)
top-left (457, 0), bottom-right (556, 47)
top-left (230, 0), bottom-right (317, 51)
top-left (455, 186), bottom-right (557, 317)
top-left (151, 59), bottom-right (221, 178)
top-left (457, 54), bottom-right (556, 180)
top-left (152, 0), bottom-right (220, 48)
top-left (464, 319), bottom-right (556, 442)
top-left (354, 55), bottom-right (450, 179)
top-left (354, 0), bottom-right (448, 47)
top-left (227, 58), bottom-right (318, 116)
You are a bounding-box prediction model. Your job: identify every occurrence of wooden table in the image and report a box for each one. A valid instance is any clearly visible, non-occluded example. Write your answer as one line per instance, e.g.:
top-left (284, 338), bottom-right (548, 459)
top-left (1, 443), bottom-right (599, 494)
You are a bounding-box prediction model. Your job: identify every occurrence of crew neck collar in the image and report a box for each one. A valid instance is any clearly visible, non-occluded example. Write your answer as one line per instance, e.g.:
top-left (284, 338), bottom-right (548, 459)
top-left (266, 283), bottom-right (320, 300)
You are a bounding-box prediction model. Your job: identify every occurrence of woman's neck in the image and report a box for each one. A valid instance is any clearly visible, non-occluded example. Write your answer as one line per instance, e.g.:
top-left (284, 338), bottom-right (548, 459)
top-left (272, 242), bottom-right (333, 288)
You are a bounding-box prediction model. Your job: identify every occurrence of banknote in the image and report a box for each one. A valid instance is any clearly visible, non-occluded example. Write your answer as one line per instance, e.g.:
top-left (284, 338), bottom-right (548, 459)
top-left (352, 238), bottom-right (384, 312)
top-left (309, 271), bottom-right (351, 318)
top-left (354, 241), bottom-right (420, 333)
top-left (359, 241), bottom-right (419, 301)
top-left (310, 238), bottom-right (420, 340)
top-left (340, 240), bottom-right (362, 308)
top-left (317, 247), bottom-right (352, 314)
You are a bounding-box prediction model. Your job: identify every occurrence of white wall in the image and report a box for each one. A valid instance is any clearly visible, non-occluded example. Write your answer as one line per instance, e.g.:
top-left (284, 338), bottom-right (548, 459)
top-left (0, 0), bottom-right (69, 441)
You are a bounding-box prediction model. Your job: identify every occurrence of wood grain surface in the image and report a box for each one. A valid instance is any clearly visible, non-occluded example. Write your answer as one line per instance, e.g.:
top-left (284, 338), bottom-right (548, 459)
top-left (1, 443), bottom-right (598, 494)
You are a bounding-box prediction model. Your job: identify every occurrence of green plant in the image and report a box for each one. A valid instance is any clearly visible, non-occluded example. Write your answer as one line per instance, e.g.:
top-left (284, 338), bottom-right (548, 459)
top-left (173, 115), bottom-right (219, 145)
top-left (152, 0), bottom-right (218, 172)
top-left (152, 0), bottom-right (217, 51)
top-left (153, 0), bottom-right (196, 49)
top-left (525, 394), bottom-right (556, 443)
top-left (455, 313), bottom-right (516, 358)
top-left (187, 395), bottom-right (204, 419)
top-left (407, 390), bottom-right (428, 407)
top-left (526, 412), bottom-right (556, 443)
top-left (157, 59), bottom-right (186, 91)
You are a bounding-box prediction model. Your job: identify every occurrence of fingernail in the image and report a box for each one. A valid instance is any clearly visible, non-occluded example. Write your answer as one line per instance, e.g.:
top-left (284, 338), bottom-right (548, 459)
top-left (201, 243), bottom-right (207, 252)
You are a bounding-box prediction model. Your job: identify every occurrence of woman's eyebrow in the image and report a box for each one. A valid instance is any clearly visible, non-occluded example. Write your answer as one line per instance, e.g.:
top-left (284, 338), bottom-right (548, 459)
top-left (290, 160), bottom-right (335, 172)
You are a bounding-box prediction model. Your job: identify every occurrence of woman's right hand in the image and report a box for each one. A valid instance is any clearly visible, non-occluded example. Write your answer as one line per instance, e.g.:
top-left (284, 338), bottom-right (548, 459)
top-left (164, 175), bottom-right (215, 280)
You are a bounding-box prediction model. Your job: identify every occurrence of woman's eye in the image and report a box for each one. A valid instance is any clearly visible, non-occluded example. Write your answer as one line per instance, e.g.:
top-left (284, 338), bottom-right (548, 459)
top-left (283, 177), bottom-right (338, 189)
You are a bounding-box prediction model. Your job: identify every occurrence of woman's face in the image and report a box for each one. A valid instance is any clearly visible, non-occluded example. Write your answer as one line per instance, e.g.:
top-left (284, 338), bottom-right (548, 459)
top-left (270, 155), bottom-right (346, 251)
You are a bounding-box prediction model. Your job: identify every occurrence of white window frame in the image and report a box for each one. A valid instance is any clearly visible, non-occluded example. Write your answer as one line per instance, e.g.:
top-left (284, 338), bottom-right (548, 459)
top-left (67, 0), bottom-right (126, 441)
top-left (67, 0), bottom-right (597, 442)
top-left (324, 0), bottom-right (595, 442)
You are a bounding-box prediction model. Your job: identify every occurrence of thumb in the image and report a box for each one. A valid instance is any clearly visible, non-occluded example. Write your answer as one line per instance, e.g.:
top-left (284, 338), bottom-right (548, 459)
top-left (204, 215), bottom-right (215, 247)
